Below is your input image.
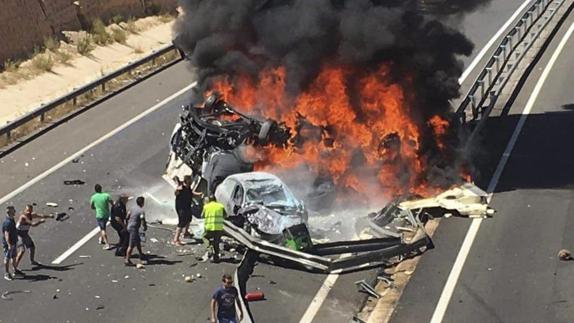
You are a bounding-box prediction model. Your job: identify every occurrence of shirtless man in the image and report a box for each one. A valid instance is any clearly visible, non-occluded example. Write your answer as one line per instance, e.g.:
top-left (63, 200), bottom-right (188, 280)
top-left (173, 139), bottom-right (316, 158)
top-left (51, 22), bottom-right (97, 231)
top-left (15, 204), bottom-right (53, 267)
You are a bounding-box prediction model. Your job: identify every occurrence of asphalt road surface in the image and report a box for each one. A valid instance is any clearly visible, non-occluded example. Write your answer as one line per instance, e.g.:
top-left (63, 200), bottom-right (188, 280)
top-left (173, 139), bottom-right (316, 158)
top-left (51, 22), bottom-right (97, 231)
top-left (391, 4), bottom-right (574, 323)
top-left (0, 1), bottom-right (536, 322)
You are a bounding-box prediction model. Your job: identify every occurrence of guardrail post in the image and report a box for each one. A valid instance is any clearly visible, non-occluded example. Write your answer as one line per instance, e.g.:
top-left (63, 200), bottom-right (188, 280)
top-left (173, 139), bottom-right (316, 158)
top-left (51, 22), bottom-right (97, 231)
top-left (470, 95), bottom-right (478, 120)
top-left (40, 113), bottom-right (45, 123)
top-left (486, 67), bottom-right (493, 86)
top-left (494, 55), bottom-right (500, 72)
top-left (101, 81), bottom-right (106, 92)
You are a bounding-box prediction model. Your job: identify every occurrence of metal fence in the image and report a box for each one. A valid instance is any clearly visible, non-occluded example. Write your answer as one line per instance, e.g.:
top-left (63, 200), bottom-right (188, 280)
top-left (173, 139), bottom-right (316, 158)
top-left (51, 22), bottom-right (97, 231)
top-left (457, 0), bottom-right (566, 125)
top-left (0, 44), bottom-right (182, 152)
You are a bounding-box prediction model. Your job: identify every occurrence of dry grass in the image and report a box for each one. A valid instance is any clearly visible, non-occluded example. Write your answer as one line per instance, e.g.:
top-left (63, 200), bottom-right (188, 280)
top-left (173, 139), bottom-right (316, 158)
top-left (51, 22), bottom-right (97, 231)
top-left (125, 18), bottom-right (140, 34)
top-left (76, 35), bottom-right (94, 55)
top-left (56, 50), bottom-right (73, 65)
top-left (31, 52), bottom-right (54, 72)
top-left (158, 13), bottom-right (175, 23)
top-left (2, 59), bottom-right (20, 73)
top-left (43, 37), bottom-right (60, 52)
top-left (111, 28), bottom-right (127, 44)
top-left (91, 19), bottom-right (112, 45)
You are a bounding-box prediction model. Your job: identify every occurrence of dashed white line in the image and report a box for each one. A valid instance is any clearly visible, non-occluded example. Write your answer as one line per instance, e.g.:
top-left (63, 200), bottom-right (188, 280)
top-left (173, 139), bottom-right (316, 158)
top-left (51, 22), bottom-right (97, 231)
top-left (299, 273), bottom-right (339, 323)
top-left (430, 19), bottom-right (574, 323)
top-left (52, 227), bottom-right (100, 264)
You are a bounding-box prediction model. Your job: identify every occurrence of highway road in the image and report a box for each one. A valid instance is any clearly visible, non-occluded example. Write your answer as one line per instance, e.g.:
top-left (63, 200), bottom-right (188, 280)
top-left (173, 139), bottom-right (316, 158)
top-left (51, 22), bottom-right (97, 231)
top-left (0, 1), bottom-right (547, 322)
top-left (391, 3), bottom-right (574, 323)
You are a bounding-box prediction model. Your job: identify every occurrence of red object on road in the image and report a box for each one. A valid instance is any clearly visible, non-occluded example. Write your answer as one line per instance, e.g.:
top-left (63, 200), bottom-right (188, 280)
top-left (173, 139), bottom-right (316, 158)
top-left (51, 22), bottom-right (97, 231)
top-left (244, 291), bottom-right (265, 302)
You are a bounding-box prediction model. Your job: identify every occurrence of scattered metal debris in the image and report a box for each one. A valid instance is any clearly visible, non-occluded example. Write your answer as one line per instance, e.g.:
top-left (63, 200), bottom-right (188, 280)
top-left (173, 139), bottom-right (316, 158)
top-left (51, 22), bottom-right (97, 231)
top-left (64, 180), bottom-right (86, 185)
top-left (46, 202), bottom-right (58, 207)
top-left (1, 290), bottom-right (31, 301)
top-left (559, 249), bottom-right (572, 261)
top-left (355, 280), bottom-right (380, 299)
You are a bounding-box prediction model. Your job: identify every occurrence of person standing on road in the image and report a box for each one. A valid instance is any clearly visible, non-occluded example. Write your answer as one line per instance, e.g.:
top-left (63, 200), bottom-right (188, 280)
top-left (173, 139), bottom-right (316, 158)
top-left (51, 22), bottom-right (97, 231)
top-left (173, 175), bottom-right (194, 246)
top-left (15, 204), bottom-right (54, 267)
top-left (3, 206), bottom-right (23, 280)
top-left (90, 184), bottom-right (113, 250)
top-left (211, 274), bottom-right (243, 323)
top-left (125, 196), bottom-right (148, 266)
top-left (111, 194), bottom-right (129, 257)
top-left (202, 195), bottom-right (225, 263)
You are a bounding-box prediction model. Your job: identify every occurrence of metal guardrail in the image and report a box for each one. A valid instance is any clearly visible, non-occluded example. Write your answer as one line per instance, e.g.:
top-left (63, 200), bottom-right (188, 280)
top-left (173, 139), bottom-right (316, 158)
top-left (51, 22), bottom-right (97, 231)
top-left (0, 44), bottom-right (181, 148)
top-left (457, 0), bottom-right (565, 125)
top-left (223, 221), bottom-right (432, 274)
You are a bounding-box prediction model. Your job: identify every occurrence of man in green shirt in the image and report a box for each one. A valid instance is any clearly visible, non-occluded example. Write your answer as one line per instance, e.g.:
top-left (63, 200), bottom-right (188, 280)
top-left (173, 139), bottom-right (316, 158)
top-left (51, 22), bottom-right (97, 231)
top-left (90, 184), bottom-right (113, 250)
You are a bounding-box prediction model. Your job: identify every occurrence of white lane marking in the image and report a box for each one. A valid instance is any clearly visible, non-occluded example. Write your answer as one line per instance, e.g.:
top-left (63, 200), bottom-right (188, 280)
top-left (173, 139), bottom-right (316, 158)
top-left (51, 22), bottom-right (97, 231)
top-left (52, 227), bottom-right (100, 264)
top-left (459, 0), bottom-right (533, 84)
top-left (298, 3), bottom-right (535, 322)
top-left (0, 81), bottom-right (197, 264)
top-left (0, 81), bottom-right (196, 206)
top-left (299, 273), bottom-right (339, 323)
top-left (430, 20), bottom-right (574, 323)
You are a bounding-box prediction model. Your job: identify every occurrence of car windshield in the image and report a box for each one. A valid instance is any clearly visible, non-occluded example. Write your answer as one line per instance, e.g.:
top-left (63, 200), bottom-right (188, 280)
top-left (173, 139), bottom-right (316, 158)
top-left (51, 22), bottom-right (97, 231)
top-left (245, 181), bottom-right (298, 209)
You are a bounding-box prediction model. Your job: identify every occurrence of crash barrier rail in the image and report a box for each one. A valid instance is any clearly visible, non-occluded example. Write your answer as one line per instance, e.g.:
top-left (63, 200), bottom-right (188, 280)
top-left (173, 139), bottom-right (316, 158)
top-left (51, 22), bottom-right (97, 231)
top-left (223, 221), bottom-right (433, 274)
top-left (457, 0), bottom-right (565, 127)
top-left (234, 250), bottom-right (258, 323)
top-left (0, 44), bottom-right (182, 154)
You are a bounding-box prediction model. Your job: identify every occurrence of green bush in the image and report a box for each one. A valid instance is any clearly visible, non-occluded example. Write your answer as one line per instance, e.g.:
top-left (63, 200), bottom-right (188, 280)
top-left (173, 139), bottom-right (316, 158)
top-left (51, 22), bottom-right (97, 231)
top-left (111, 28), bottom-right (127, 44)
top-left (57, 50), bottom-right (73, 64)
top-left (77, 35), bottom-right (95, 55)
top-left (91, 19), bottom-right (112, 45)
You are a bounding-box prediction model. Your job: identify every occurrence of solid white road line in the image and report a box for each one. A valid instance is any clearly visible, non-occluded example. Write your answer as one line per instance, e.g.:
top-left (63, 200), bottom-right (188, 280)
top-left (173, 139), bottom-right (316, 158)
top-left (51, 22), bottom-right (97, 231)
top-left (298, 3), bottom-right (535, 322)
top-left (458, 0), bottom-right (533, 84)
top-left (52, 227), bottom-right (101, 264)
top-left (430, 20), bottom-right (574, 323)
top-left (0, 81), bottom-right (197, 264)
top-left (299, 273), bottom-right (339, 323)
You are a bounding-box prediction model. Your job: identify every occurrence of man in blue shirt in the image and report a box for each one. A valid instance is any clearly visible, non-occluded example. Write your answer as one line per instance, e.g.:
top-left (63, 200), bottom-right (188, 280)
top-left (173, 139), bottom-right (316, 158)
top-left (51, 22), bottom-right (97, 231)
top-left (3, 206), bottom-right (21, 281)
top-left (211, 274), bottom-right (243, 323)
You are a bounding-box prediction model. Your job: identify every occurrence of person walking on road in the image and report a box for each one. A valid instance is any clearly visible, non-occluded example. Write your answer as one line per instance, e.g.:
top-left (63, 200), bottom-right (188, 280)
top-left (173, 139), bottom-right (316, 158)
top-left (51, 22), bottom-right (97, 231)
top-left (211, 273), bottom-right (243, 323)
top-left (3, 206), bottom-right (23, 280)
top-left (202, 195), bottom-right (225, 263)
top-left (90, 184), bottom-right (113, 250)
top-left (125, 196), bottom-right (148, 266)
top-left (111, 194), bottom-right (129, 257)
top-left (15, 204), bottom-right (54, 267)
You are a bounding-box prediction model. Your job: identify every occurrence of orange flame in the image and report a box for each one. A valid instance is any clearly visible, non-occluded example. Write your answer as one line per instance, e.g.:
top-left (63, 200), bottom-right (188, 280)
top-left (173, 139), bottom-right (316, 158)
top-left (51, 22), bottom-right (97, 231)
top-left (207, 63), bottom-right (458, 199)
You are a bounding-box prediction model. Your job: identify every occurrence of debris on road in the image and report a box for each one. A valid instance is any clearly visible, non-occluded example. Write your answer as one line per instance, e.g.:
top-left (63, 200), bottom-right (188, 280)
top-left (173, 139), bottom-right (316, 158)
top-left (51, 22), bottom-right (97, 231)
top-left (558, 249), bottom-right (572, 261)
top-left (184, 276), bottom-right (193, 282)
top-left (46, 202), bottom-right (58, 207)
top-left (64, 180), bottom-right (86, 185)
top-left (79, 255), bottom-right (91, 258)
top-left (150, 238), bottom-right (159, 243)
top-left (136, 264), bottom-right (145, 269)
top-left (1, 290), bottom-right (31, 300)
top-left (245, 291), bottom-right (265, 302)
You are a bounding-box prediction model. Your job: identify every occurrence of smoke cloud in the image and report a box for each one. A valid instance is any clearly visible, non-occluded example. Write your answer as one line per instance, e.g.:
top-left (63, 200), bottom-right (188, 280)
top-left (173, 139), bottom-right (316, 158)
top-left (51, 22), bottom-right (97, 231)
top-left (173, 0), bottom-right (491, 198)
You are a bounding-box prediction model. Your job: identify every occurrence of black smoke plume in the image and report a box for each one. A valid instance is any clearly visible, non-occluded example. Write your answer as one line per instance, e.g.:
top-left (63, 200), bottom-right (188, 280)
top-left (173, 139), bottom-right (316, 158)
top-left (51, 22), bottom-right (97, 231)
top-left (173, 0), bottom-right (491, 194)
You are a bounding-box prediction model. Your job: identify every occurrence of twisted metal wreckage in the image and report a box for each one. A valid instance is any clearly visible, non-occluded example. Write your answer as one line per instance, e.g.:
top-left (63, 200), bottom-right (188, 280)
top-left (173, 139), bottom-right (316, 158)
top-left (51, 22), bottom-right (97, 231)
top-left (164, 94), bottom-right (495, 274)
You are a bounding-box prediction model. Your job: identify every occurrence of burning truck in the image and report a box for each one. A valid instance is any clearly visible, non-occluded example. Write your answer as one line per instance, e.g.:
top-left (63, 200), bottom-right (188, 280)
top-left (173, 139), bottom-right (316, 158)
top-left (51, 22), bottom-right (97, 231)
top-left (165, 94), bottom-right (494, 273)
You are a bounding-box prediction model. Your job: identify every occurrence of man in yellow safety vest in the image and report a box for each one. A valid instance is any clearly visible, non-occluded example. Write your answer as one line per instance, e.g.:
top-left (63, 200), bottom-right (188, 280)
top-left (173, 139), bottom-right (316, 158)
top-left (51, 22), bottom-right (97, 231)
top-left (202, 195), bottom-right (225, 263)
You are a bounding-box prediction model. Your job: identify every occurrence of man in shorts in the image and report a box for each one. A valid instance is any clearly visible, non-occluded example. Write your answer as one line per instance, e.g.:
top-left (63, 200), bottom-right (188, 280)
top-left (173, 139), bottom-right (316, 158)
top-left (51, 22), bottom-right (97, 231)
top-left (211, 274), bottom-right (243, 323)
top-left (173, 175), bottom-right (194, 245)
top-left (15, 204), bottom-right (54, 267)
top-left (125, 196), bottom-right (147, 266)
top-left (3, 206), bottom-right (22, 280)
top-left (90, 184), bottom-right (113, 250)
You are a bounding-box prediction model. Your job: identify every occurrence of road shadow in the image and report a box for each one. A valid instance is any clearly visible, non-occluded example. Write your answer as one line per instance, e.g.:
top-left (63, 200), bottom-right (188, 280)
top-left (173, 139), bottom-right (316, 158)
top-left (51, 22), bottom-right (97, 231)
top-left (468, 107), bottom-right (574, 193)
top-left (17, 273), bottom-right (57, 282)
top-left (144, 254), bottom-right (182, 266)
top-left (27, 263), bottom-right (81, 272)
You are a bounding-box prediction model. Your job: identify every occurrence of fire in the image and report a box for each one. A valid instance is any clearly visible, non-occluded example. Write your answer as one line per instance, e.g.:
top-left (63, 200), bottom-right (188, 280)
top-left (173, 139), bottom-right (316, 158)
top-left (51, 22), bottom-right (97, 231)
top-left (208, 63), bottom-right (457, 199)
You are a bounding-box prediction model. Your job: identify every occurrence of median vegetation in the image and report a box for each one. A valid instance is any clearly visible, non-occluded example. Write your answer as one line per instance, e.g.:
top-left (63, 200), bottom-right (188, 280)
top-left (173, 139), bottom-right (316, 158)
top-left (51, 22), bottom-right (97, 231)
top-left (0, 14), bottom-right (176, 88)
